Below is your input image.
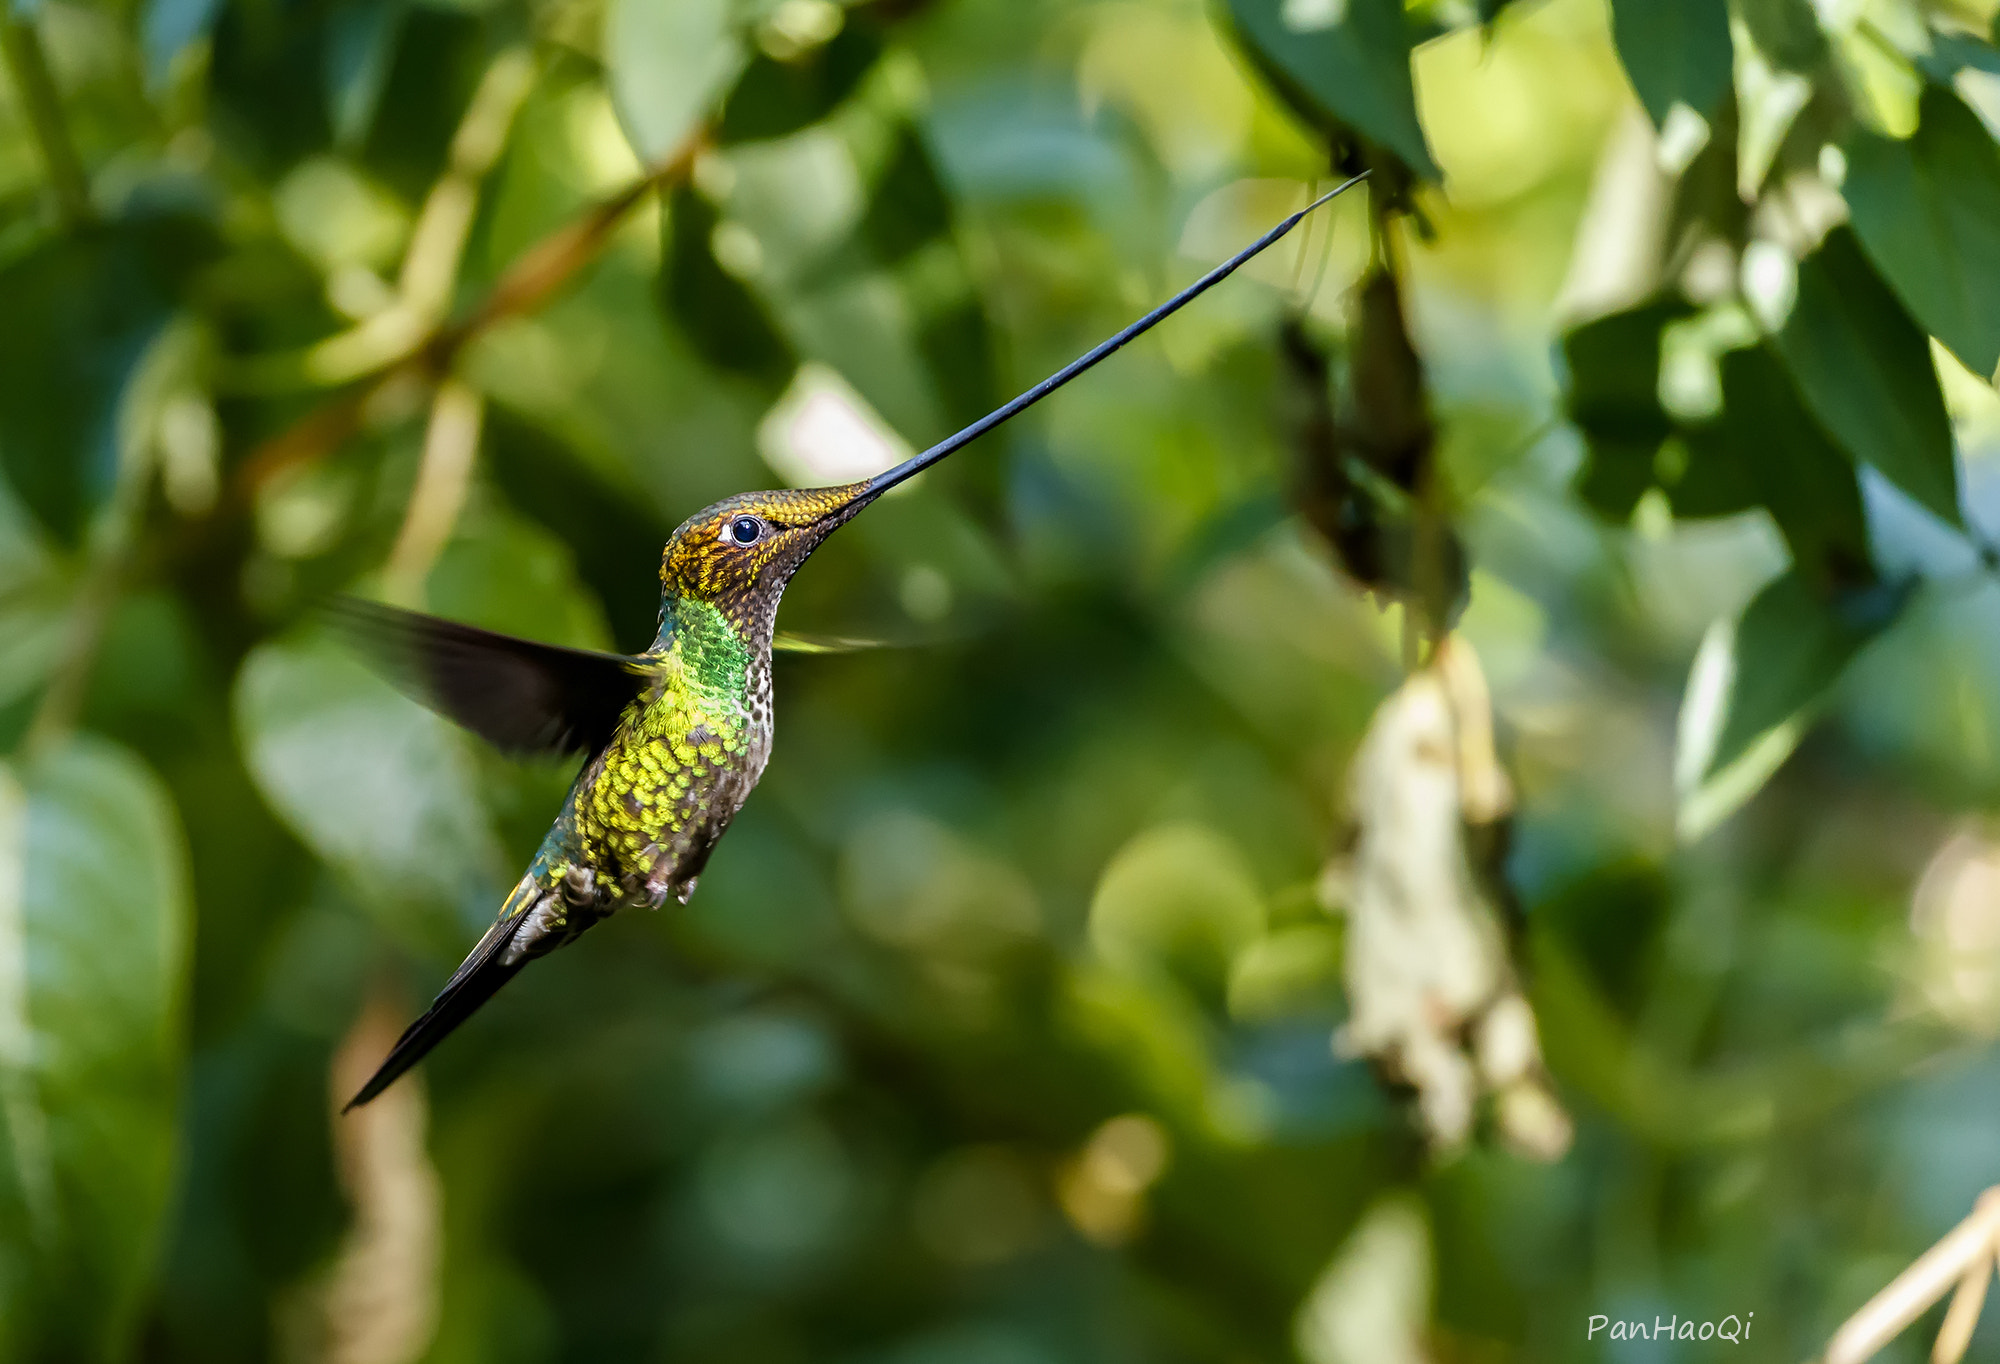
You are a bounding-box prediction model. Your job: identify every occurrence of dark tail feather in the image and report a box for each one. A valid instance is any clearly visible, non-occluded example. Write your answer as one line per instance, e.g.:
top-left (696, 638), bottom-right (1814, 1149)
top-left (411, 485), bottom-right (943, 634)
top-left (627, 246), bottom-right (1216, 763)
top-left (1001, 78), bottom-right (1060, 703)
top-left (343, 908), bottom-right (533, 1112)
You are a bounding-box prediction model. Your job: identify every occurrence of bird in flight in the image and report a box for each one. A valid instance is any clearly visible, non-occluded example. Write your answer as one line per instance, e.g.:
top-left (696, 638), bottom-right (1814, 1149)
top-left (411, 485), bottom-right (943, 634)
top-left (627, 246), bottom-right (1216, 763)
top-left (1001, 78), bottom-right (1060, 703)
top-left (340, 174), bottom-right (1368, 1109)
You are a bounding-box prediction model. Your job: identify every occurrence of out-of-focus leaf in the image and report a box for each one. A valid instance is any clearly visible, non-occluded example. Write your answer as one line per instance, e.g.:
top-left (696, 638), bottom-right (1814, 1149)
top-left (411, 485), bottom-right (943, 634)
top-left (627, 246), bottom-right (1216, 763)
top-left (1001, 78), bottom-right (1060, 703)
top-left (1294, 1197), bottom-right (1430, 1364)
top-left (606, 0), bottom-right (744, 162)
top-left (142, 0), bottom-right (226, 85)
top-left (1223, 0), bottom-right (1438, 178)
top-left (0, 738), bottom-right (189, 1361)
top-left (662, 184), bottom-right (798, 387)
top-left (1677, 347), bottom-right (1870, 590)
top-left (1227, 925), bottom-right (1341, 1024)
top-left (1772, 226), bottom-right (1959, 527)
top-left (717, 23), bottom-right (880, 144)
top-left (1476, 0), bottom-right (1518, 23)
top-left (854, 126), bottom-right (953, 268)
top-left (324, 0), bottom-right (405, 148)
top-left (1735, 0), bottom-right (1826, 72)
top-left (1089, 822), bottom-right (1264, 1007)
top-left (1607, 0), bottom-right (1733, 125)
top-left (234, 633), bottom-right (504, 950)
top-left (1846, 87), bottom-right (2000, 378)
top-left (1675, 569), bottom-right (1908, 838)
top-left (0, 217), bottom-right (215, 544)
top-left (1915, 31), bottom-right (2000, 83)
top-left (1563, 299), bottom-right (1690, 521)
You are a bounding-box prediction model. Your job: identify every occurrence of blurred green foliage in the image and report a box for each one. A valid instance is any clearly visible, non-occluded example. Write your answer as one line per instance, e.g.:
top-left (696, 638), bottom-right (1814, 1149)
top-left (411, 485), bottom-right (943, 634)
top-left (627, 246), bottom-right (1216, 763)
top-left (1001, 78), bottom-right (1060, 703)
top-left (8, 0), bottom-right (2000, 1361)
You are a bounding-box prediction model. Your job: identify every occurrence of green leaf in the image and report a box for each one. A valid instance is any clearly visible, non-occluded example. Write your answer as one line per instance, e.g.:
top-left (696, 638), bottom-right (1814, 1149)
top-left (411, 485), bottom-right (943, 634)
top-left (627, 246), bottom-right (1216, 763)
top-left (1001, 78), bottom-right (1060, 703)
top-left (1675, 570), bottom-right (1908, 839)
top-left (605, 0), bottom-right (745, 163)
top-left (717, 22), bottom-right (880, 144)
top-left (1563, 299), bottom-right (1690, 520)
top-left (1223, 0), bottom-right (1438, 178)
top-left (0, 737), bottom-right (190, 1360)
top-left (1914, 31), bottom-right (2000, 84)
top-left (1846, 87), bottom-right (2000, 378)
top-left (1677, 347), bottom-right (1869, 590)
top-left (234, 632), bottom-right (504, 951)
top-left (1607, 0), bottom-right (1733, 126)
top-left (1771, 226), bottom-right (1959, 526)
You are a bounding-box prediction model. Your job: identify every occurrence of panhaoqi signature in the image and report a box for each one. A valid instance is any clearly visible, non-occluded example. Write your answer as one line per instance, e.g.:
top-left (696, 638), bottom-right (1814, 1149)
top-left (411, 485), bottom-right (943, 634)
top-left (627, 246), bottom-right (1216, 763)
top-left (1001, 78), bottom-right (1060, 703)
top-left (1588, 1313), bottom-right (1755, 1344)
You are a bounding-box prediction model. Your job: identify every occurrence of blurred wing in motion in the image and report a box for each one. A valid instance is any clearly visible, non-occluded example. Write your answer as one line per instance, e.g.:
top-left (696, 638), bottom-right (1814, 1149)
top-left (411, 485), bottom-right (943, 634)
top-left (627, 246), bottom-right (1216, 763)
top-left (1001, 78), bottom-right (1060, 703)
top-left (328, 597), bottom-right (650, 757)
top-left (771, 631), bottom-right (897, 654)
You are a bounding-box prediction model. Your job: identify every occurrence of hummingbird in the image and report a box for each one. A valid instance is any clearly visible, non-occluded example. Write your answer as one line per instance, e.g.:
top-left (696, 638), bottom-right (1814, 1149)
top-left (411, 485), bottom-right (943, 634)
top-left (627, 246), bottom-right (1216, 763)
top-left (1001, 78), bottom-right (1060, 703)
top-left (341, 174), bottom-right (1367, 1109)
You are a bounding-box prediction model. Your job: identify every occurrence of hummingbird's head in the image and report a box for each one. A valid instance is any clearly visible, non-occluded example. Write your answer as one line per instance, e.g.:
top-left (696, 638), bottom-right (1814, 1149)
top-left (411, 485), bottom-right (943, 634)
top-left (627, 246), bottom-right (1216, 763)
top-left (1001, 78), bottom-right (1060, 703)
top-left (660, 481), bottom-right (876, 633)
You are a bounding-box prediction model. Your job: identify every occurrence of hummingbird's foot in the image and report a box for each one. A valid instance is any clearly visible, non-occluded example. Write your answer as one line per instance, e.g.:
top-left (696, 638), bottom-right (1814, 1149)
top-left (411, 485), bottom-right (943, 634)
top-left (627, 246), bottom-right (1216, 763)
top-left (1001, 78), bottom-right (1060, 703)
top-left (673, 876), bottom-right (699, 905)
top-left (501, 893), bottom-right (567, 966)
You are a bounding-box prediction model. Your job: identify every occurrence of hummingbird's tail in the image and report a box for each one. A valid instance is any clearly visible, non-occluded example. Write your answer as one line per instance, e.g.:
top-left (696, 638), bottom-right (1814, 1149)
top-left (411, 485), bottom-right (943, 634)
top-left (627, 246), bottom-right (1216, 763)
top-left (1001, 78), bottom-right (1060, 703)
top-left (343, 879), bottom-right (541, 1111)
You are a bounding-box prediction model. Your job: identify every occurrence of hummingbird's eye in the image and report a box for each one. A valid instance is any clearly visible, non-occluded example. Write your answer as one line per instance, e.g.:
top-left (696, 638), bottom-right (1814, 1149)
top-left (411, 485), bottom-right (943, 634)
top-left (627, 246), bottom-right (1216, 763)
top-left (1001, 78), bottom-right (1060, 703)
top-left (726, 515), bottom-right (765, 546)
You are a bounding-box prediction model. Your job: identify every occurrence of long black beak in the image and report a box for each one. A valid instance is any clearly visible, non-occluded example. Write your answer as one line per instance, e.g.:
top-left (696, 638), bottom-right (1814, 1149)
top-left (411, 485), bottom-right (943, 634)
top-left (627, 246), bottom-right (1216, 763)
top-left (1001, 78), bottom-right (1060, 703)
top-left (858, 171), bottom-right (1369, 501)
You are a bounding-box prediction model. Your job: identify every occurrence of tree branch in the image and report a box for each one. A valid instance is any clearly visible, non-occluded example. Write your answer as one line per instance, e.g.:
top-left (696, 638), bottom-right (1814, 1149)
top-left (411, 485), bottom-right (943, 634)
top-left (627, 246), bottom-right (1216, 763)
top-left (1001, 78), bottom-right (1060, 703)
top-left (226, 127), bottom-right (707, 509)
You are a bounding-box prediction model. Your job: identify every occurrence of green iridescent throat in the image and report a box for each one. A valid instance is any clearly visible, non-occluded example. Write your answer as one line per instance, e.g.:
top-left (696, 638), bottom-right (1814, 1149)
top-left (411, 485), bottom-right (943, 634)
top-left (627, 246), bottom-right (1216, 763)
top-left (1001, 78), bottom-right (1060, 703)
top-left (663, 599), bottom-right (753, 697)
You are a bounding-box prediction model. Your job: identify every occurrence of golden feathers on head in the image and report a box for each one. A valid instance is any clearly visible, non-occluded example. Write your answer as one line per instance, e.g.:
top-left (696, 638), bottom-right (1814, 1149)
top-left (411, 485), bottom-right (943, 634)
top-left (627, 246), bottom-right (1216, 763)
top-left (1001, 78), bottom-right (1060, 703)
top-left (660, 482), bottom-right (873, 611)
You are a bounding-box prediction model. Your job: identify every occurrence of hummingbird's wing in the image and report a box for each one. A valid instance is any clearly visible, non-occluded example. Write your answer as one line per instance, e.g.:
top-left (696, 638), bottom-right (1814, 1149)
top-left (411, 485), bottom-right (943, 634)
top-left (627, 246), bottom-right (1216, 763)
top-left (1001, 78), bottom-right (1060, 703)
top-left (328, 598), bottom-right (651, 756)
top-left (770, 631), bottom-right (892, 653)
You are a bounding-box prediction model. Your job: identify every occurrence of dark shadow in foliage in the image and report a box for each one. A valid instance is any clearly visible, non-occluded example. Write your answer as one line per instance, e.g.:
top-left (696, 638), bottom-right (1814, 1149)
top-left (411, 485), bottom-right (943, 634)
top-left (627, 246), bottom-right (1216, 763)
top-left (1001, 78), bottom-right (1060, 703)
top-left (355, 6), bottom-right (487, 202)
top-left (483, 406), bottom-right (675, 648)
top-left (856, 127), bottom-right (953, 266)
top-left (208, 0), bottom-right (340, 170)
top-left (0, 214), bottom-right (219, 544)
top-left (660, 184), bottom-right (799, 390)
top-left (151, 1032), bottom-right (349, 1364)
top-left (1737, 0), bottom-right (1829, 72)
top-left (1529, 859), bottom-right (1673, 1022)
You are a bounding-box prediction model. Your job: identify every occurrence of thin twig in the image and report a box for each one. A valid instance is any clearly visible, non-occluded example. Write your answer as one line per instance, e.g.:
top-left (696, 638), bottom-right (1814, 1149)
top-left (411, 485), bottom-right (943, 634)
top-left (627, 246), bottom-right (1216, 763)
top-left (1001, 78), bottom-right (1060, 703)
top-left (0, 16), bottom-right (92, 229)
top-left (383, 377), bottom-right (484, 603)
top-left (1932, 1243), bottom-right (1993, 1364)
top-left (1822, 1189), bottom-right (2000, 1364)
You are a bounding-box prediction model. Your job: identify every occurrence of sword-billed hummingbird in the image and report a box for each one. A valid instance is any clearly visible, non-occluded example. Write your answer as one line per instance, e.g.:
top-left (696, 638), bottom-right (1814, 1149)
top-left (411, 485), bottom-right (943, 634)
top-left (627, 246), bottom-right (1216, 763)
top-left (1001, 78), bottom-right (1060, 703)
top-left (342, 175), bottom-right (1366, 1108)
